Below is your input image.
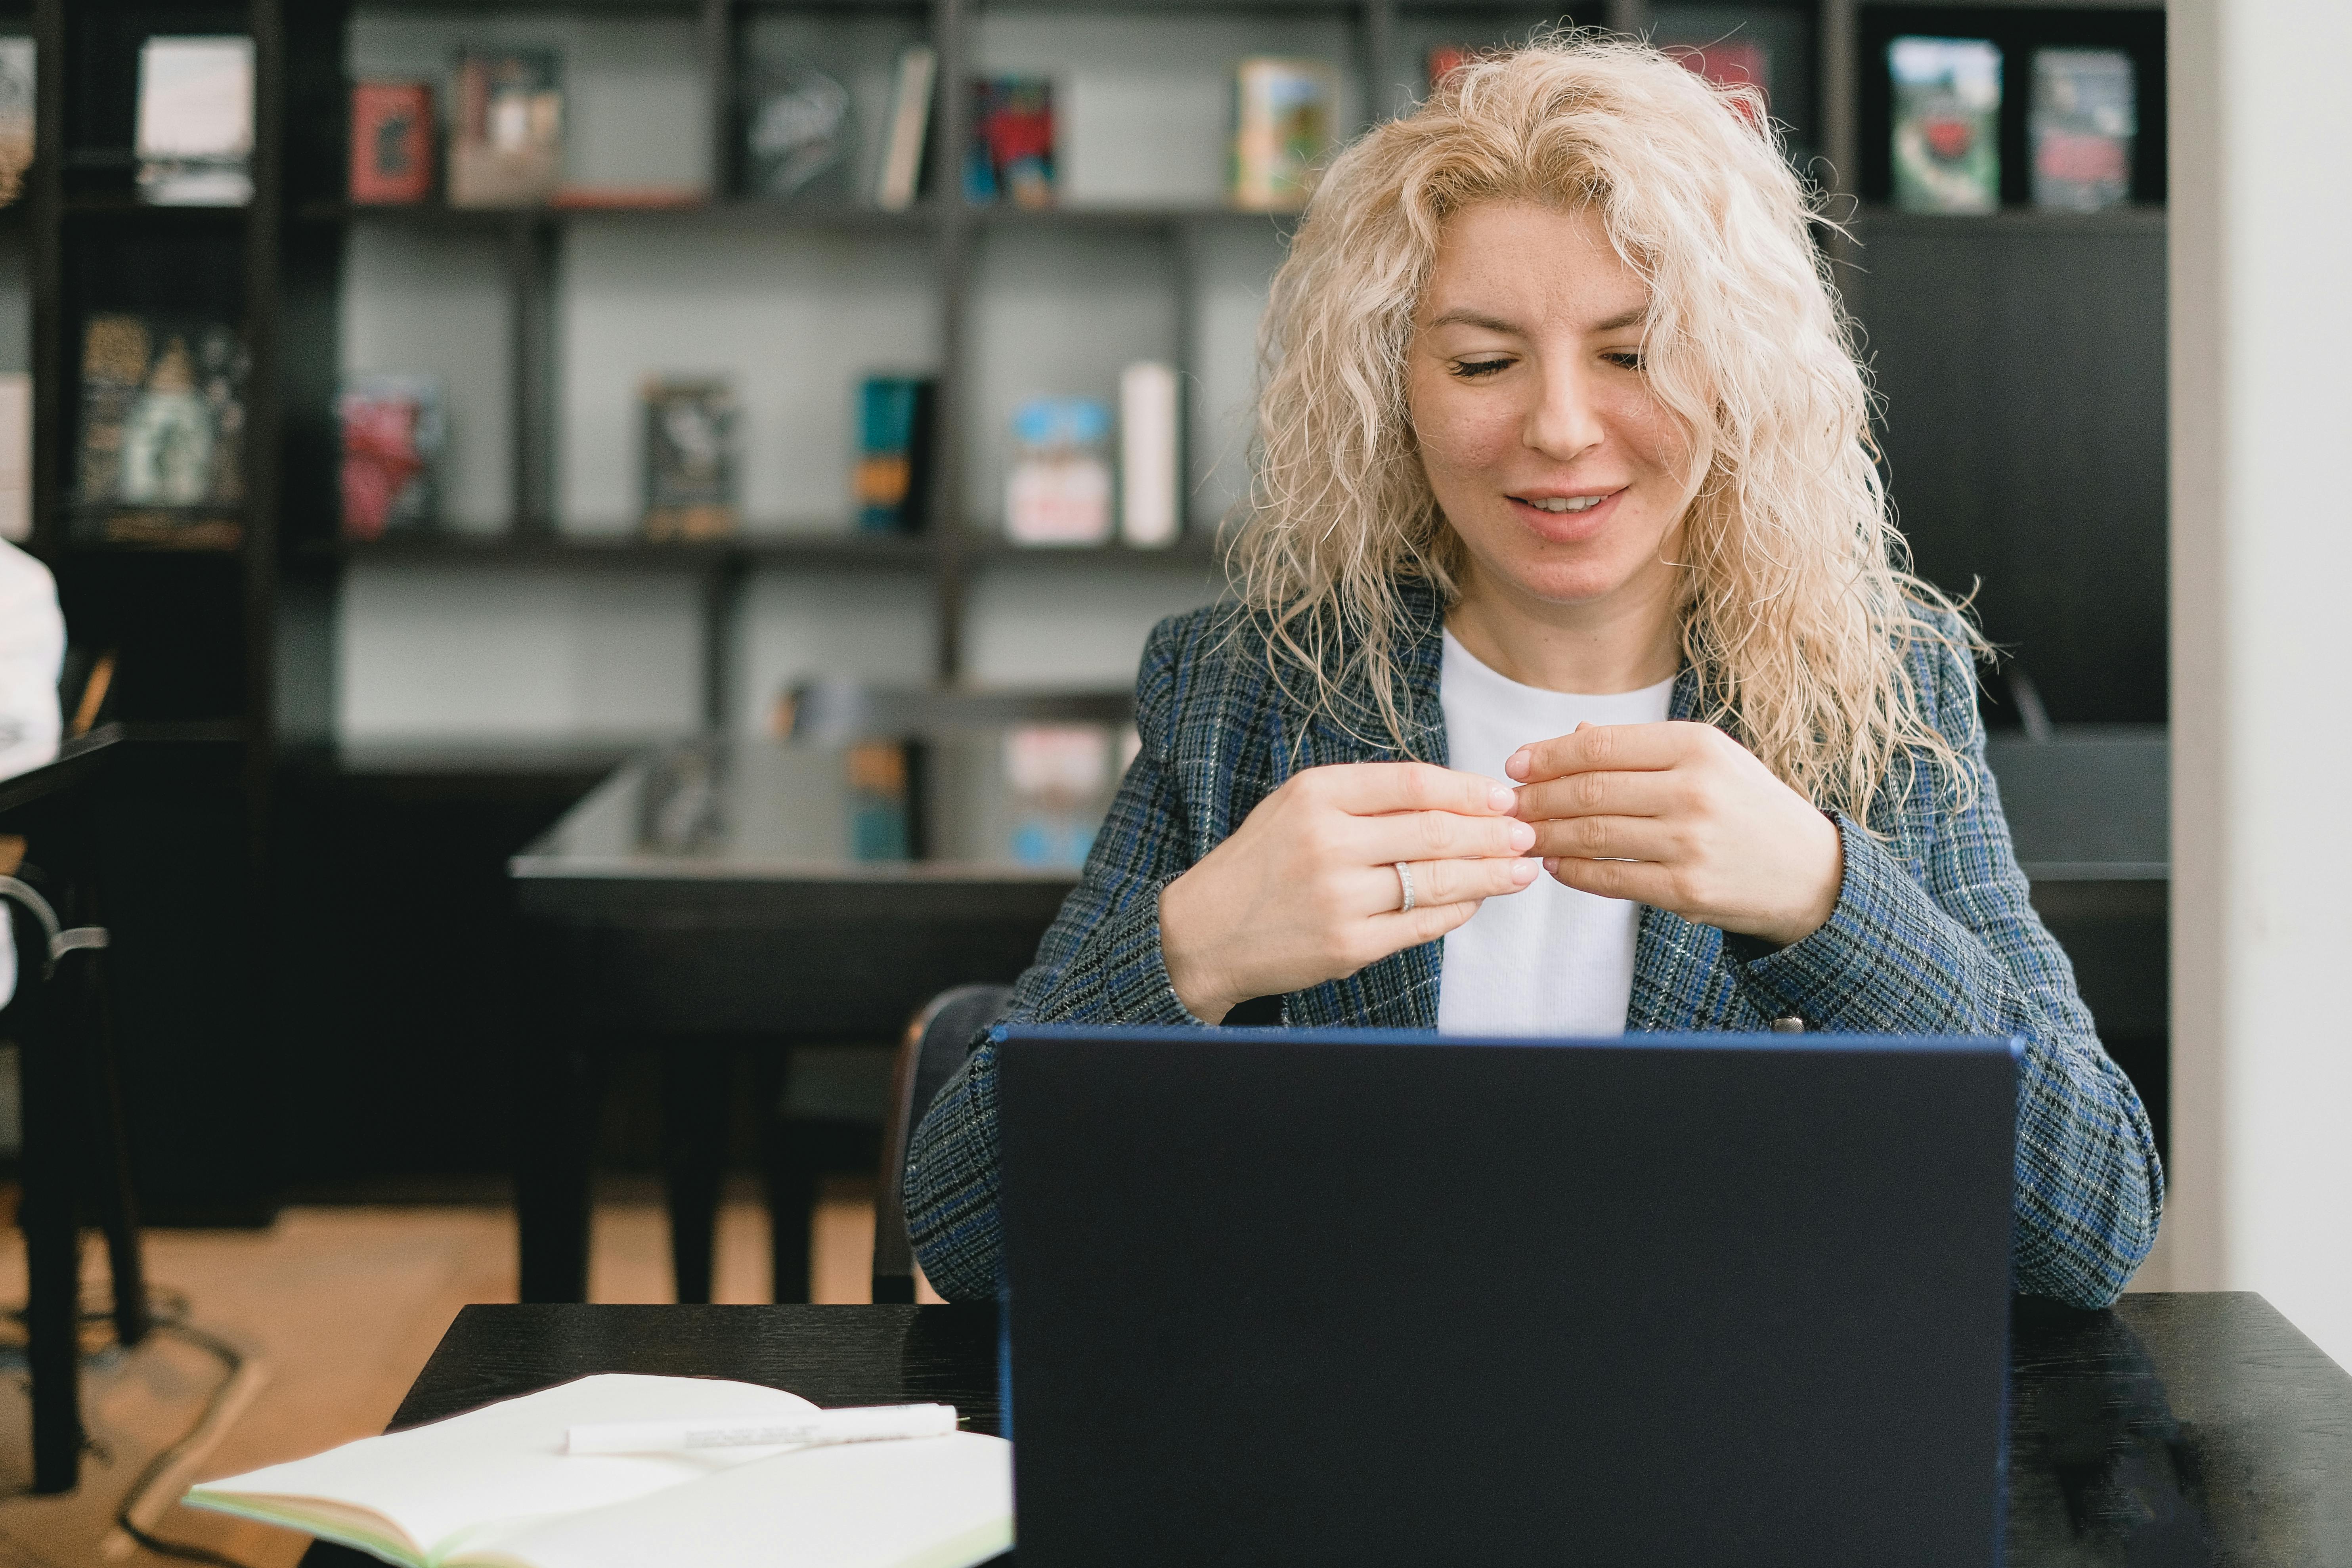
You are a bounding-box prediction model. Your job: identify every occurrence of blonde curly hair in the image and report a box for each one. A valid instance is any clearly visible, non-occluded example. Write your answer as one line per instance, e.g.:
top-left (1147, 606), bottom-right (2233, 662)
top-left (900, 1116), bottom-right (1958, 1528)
top-left (1229, 33), bottom-right (1981, 822)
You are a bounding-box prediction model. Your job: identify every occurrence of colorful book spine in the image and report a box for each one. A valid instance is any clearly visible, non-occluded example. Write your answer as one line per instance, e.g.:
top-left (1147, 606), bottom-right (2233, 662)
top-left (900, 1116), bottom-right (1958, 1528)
top-left (1889, 36), bottom-right (2002, 214)
top-left (350, 82), bottom-right (434, 205)
top-left (0, 38), bottom-right (32, 210)
top-left (2031, 48), bottom-right (2135, 211)
top-left (448, 50), bottom-right (563, 210)
top-left (855, 377), bottom-right (935, 533)
top-left (1230, 58), bottom-right (1339, 212)
top-left (641, 378), bottom-right (738, 541)
top-left (339, 374), bottom-right (446, 540)
top-left (966, 77), bottom-right (1054, 208)
top-left (1005, 396), bottom-right (1111, 547)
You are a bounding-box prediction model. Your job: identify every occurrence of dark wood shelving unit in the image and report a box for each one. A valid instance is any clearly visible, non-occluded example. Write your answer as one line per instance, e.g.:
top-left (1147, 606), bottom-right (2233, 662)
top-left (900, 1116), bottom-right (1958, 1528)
top-left (13, 0), bottom-right (2169, 1202)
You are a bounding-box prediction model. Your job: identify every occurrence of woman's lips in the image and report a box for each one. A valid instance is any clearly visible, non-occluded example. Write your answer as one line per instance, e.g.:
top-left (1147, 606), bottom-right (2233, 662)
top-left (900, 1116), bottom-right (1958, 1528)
top-left (1507, 487), bottom-right (1625, 543)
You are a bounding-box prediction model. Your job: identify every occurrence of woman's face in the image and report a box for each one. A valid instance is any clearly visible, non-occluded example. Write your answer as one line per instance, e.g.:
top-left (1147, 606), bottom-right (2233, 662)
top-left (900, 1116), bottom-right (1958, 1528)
top-left (1408, 201), bottom-right (1689, 615)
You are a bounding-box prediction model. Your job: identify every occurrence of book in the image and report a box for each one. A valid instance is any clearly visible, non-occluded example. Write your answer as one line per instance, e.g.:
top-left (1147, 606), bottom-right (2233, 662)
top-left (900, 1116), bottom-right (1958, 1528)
top-left (1427, 47), bottom-right (1473, 93)
top-left (135, 36), bottom-right (255, 207)
top-left (1118, 360), bottom-right (1179, 547)
top-left (966, 77), bottom-right (1053, 209)
top-left (1230, 57), bottom-right (1339, 212)
top-left (0, 38), bottom-right (31, 210)
top-left (448, 50), bottom-right (562, 209)
top-left (2031, 48), bottom-right (2135, 211)
top-left (854, 376), bottom-right (936, 534)
top-left (77, 314), bottom-right (248, 514)
top-left (846, 741), bottom-right (912, 862)
top-left (351, 82), bottom-right (435, 205)
top-left (339, 374), bottom-right (447, 541)
top-left (874, 46), bottom-right (937, 211)
top-left (1671, 39), bottom-right (1770, 129)
top-left (0, 372), bottom-right (25, 542)
top-left (641, 378), bottom-right (738, 541)
top-left (1005, 396), bottom-right (1111, 546)
top-left (742, 55), bottom-right (852, 201)
top-left (1889, 36), bottom-right (2002, 215)
top-left (1004, 724), bottom-right (1110, 868)
top-left (183, 1373), bottom-right (1014, 1568)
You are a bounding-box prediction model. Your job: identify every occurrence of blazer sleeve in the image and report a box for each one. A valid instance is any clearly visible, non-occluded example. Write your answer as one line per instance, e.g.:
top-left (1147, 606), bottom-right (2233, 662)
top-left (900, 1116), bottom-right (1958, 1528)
top-left (1731, 625), bottom-right (2165, 1309)
top-left (903, 615), bottom-right (1208, 1300)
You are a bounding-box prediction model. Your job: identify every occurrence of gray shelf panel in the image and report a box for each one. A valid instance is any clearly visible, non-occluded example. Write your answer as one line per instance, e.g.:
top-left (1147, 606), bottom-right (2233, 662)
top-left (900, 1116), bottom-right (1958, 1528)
top-left (326, 534), bottom-right (937, 570)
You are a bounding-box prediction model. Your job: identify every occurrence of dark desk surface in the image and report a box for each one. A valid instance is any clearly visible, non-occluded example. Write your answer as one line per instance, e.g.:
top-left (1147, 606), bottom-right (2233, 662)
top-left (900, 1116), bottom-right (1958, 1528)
top-left (299, 1293), bottom-right (2351, 1567)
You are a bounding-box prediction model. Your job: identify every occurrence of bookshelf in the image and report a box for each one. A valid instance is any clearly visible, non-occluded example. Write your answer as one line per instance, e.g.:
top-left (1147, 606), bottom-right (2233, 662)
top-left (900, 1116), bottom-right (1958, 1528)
top-left (14, 0), bottom-right (2168, 1204)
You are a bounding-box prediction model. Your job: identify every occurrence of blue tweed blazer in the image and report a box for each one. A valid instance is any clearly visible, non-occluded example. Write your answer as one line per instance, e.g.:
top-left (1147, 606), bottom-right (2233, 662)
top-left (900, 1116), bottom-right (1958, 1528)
top-left (905, 581), bottom-right (2164, 1309)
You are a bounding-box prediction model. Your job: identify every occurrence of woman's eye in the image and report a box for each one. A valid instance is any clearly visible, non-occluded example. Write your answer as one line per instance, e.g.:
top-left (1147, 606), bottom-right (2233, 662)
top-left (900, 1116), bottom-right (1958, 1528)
top-left (1451, 358), bottom-right (1513, 379)
top-left (1603, 350), bottom-right (1645, 372)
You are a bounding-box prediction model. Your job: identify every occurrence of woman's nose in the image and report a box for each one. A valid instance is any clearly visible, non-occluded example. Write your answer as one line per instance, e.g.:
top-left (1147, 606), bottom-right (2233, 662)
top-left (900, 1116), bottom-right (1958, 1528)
top-left (1523, 360), bottom-right (1606, 463)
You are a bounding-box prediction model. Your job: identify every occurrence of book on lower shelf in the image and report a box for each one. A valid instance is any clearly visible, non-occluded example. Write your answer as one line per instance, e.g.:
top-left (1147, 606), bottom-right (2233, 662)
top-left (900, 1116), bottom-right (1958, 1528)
top-left (340, 375), bottom-right (447, 541)
top-left (1889, 36), bottom-right (2002, 214)
top-left (182, 1373), bottom-right (1013, 1568)
top-left (1005, 396), bottom-right (1111, 547)
top-left (136, 35), bottom-right (255, 207)
top-left (2031, 48), bottom-right (2135, 211)
top-left (854, 376), bottom-right (935, 533)
top-left (641, 378), bottom-right (738, 541)
top-left (449, 50), bottom-right (563, 209)
top-left (351, 81), bottom-right (435, 205)
top-left (76, 314), bottom-right (248, 546)
top-left (1118, 360), bottom-right (1179, 548)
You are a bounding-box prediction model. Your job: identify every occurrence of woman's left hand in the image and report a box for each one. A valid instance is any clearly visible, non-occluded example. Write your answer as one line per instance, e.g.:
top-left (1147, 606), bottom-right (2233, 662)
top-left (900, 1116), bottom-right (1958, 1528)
top-left (1505, 721), bottom-right (1844, 948)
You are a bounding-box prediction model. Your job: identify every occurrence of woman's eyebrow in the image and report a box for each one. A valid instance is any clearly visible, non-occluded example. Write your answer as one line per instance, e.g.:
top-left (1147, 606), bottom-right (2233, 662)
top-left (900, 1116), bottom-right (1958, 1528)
top-left (1424, 304), bottom-right (1649, 333)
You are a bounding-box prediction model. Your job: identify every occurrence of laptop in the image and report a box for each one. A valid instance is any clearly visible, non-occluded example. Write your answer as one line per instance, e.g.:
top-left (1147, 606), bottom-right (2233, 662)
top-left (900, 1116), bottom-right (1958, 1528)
top-left (996, 1026), bottom-right (2018, 1567)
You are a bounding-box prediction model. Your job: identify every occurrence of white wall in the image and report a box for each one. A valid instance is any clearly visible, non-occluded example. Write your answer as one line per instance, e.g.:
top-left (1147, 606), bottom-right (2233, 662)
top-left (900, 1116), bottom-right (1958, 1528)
top-left (2168, 0), bottom-right (2352, 1369)
top-left (336, 8), bottom-right (1278, 739)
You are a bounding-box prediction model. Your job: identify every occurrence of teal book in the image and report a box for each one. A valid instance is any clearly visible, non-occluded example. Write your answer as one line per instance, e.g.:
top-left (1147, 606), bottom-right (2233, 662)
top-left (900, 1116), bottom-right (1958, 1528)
top-left (854, 376), bottom-right (934, 533)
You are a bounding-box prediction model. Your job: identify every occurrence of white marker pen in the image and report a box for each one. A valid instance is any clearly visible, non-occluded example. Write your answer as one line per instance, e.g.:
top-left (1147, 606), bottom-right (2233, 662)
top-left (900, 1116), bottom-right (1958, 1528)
top-left (566, 1402), bottom-right (958, 1455)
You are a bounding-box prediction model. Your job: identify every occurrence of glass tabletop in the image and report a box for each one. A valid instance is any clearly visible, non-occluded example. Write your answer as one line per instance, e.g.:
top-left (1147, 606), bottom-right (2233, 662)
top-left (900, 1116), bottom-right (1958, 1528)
top-left (512, 725), bottom-right (1132, 883)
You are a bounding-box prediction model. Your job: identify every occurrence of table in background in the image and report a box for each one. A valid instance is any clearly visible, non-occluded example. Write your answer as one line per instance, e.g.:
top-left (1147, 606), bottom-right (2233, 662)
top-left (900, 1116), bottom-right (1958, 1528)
top-left (295, 1293), bottom-right (2352, 1567)
top-left (509, 728), bottom-right (1120, 1304)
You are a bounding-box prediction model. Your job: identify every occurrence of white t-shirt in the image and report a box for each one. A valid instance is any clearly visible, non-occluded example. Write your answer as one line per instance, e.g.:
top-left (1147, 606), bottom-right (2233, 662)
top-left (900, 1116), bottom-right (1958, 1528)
top-left (1436, 629), bottom-right (1673, 1037)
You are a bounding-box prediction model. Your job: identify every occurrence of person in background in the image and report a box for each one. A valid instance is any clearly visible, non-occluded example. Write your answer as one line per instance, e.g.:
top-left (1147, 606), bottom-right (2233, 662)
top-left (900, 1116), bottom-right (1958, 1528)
top-left (902, 38), bottom-right (2163, 1310)
top-left (0, 536), bottom-right (65, 1006)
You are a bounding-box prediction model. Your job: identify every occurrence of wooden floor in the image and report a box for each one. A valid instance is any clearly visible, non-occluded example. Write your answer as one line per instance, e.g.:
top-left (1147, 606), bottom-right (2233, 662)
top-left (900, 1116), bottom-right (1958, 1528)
top-left (0, 1180), bottom-right (890, 1568)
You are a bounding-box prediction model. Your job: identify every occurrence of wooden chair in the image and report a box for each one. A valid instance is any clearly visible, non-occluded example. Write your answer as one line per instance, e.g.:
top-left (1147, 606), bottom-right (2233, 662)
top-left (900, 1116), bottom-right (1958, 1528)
top-left (871, 983), bottom-right (1010, 1303)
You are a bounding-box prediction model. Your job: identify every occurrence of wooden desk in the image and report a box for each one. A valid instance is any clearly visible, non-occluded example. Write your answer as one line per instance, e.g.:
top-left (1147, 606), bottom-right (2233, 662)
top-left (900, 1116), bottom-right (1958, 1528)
top-left (298, 1294), bottom-right (2352, 1566)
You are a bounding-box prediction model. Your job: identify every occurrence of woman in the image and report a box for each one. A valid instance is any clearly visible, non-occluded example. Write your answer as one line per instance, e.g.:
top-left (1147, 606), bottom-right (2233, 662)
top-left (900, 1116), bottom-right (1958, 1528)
top-left (906, 38), bottom-right (2161, 1309)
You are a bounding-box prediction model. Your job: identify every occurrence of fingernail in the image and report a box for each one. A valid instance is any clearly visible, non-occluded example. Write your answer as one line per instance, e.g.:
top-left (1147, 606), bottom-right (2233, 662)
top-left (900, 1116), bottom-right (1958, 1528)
top-left (1511, 858), bottom-right (1538, 886)
top-left (1487, 784), bottom-right (1516, 812)
top-left (1508, 820), bottom-right (1535, 852)
top-left (1504, 749), bottom-right (1531, 780)
top-left (1542, 857), bottom-right (1559, 875)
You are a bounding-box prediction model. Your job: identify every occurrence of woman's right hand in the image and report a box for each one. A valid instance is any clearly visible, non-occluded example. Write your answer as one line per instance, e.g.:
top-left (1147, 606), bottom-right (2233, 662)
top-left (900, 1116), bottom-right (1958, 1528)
top-left (1158, 762), bottom-right (1539, 1023)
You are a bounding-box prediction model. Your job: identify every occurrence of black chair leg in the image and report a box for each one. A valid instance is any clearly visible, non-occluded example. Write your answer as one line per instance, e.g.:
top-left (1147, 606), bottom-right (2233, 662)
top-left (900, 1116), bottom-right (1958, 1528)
top-left (515, 1036), bottom-right (600, 1304)
top-left (757, 1048), bottom-right (816, 1304)
top-left (67, 933), bottom-right (148, 1348)
top-left (661, 1048), bottom-right (732, 1304)
top-left (16, 917), bottom-right (83, 1493)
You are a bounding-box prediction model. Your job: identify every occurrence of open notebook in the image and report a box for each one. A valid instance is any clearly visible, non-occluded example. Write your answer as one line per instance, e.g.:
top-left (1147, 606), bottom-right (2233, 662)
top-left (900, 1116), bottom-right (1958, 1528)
top-left (184, 1373), bottom-right (1013, 1568)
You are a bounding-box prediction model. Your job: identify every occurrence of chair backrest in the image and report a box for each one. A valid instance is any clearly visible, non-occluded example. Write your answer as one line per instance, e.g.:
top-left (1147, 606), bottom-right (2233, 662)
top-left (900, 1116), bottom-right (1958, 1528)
top-left (872, 982), bottom-right (1012, 1303)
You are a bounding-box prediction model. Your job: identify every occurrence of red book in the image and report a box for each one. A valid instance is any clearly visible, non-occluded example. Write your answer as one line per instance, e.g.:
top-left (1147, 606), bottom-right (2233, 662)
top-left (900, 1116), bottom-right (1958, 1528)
top-left (350, 82), bottom-right (434, 205)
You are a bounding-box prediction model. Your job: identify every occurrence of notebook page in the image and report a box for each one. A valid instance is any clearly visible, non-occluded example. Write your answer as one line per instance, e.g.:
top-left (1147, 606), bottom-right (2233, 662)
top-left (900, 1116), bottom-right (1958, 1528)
top-left (187, 1374), bottom-right (820, 1560)
top-left (449, 1432), bottom-right (1013, 1568)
